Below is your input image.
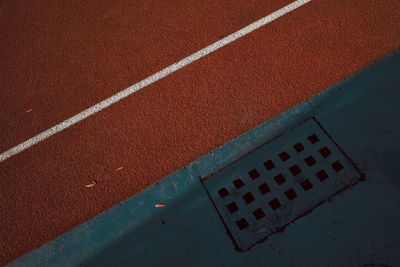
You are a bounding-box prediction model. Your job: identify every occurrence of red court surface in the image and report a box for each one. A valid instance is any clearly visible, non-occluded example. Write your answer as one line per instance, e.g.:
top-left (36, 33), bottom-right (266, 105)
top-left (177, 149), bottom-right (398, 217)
top-left (1, 0), bottom-right (399, 265)
top-left (0, 0), bottom-right (292, 151)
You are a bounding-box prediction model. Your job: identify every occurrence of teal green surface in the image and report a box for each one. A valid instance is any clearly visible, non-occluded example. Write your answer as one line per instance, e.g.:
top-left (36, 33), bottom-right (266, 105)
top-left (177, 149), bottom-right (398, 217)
top-left (9, 50), bottom-right (400, 266)
top-left (202, 118), bottom-right (362, 251)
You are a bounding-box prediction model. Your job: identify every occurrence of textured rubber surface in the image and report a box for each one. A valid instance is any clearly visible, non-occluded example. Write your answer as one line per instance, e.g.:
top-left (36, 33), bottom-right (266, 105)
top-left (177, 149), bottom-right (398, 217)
top-left (1, 0), bottom-right (399, 265)
top-left (0, 0), bottom-right (292, 151)
top-left (0, 0), bottom-right (310, 163)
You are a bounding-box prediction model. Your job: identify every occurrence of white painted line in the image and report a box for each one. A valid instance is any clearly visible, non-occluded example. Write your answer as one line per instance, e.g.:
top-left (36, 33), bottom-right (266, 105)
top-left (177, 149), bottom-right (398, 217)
top-left (0, 0), bottom-right (311, 163)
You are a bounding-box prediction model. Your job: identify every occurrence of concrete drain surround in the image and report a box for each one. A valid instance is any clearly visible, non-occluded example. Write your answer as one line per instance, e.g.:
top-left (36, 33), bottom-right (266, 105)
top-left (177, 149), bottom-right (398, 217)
top-left (202, 118), bottom-right (363, 250)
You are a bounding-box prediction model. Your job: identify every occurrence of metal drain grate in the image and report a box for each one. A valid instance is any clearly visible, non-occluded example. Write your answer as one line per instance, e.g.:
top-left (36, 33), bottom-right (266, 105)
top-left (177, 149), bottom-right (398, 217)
top-left (202, 119), bottom-right (362, 250)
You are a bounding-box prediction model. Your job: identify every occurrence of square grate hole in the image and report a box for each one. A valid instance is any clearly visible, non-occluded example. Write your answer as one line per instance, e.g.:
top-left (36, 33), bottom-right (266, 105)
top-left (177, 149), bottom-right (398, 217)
top-left (248, 169), bottom-right (260, 180)
top-left (269, 198), bottom-right (281, 210)
top-left (252, 208), bottom-right (266, 221)
top-left (319, 147), bottom-right (332, 158)
top-left (308, 134), bottom-right (319, 144)
top-left (274, 174), bottom-right (286, 185)
top-left (285, 188), bottom-right (297, 201)
top-left (202, 119), bottom-right (362, 250)
top-left (227, 202), bottom-right (239, 214)
top-left (233, 178), bottom-right (245, 189)
top-left (289, 165), bottom-right (301, 176)
top-left (293, 142), bottom-right (304, 153)
top-left (278, 151), bottom-right (290, 161)
top-left (242, 192), bottom-right (255, 204)
top-left (332, 161), bottom-right (344, 172)
top-left (218, 188), bottom-right (229, 198)
top-left (300, 179), bottom-right (313, 191)
top-left (264, 160), bottom-right (275, 171)
top-left (258, 183), bottom-right (270, 195)
top-left (316, 170), bottom-right (329, 181)
top-left (236, 218), bottom-right (249, 230)
top-left (304, 156), bottom-right (316, 167)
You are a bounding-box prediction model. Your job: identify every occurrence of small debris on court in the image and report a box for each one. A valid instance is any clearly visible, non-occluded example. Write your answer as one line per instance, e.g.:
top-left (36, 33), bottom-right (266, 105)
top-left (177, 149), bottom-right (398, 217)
top-left (116, 166), bottom-right (124, 171)
top-left (85, 180), bottom-right (97, 188)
